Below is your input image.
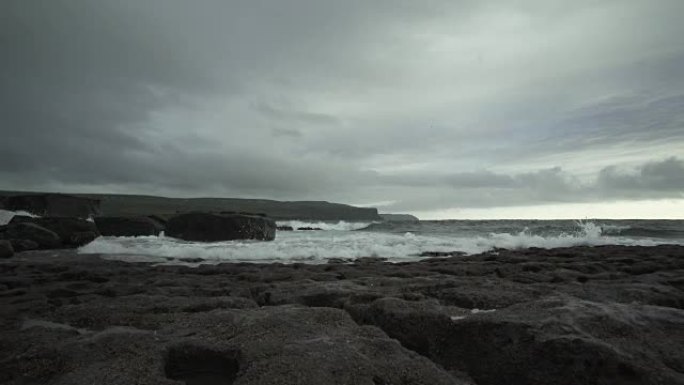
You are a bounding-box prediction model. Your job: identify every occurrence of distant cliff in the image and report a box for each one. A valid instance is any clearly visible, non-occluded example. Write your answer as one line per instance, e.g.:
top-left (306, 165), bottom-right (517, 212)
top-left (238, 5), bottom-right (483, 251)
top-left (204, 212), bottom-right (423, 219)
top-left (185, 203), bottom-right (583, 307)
top-left (380, 213), bottom-right (420, 222)
top-left (0, 193), bottom-right (100, 218)
top-left (0, 191), bottom-right (380, 221)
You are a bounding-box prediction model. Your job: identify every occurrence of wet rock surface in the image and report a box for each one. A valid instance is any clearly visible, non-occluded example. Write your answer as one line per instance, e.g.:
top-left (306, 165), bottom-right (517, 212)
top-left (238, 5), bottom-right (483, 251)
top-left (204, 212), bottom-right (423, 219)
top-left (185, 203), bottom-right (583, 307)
top-left (1, 245), bottom-right (683, 384)
top-left (0, 240), bottom-right (13, 258)
top-left (2, 222), bottom-right (61, 249)
top-left (94, 216), bottom-right (164, 237)
top-left (6, 216), bottom-right (100, 248)
top-left (1, 194), bottom-right (100, 218)
top-left (166, 213), bottom-right (276, 242)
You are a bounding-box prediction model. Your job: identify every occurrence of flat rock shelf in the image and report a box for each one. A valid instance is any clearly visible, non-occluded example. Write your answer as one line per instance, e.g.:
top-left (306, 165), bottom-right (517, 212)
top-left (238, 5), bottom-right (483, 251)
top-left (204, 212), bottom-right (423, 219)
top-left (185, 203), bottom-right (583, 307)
top-left (1, 245), bottom-right (683, 385)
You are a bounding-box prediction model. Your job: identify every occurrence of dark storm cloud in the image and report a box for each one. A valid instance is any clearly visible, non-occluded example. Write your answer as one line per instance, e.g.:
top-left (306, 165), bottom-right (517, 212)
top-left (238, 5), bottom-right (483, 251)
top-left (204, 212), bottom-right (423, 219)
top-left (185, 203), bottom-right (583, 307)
top-left (1, 0), bottom-right (683, 215)
top-left (536, 91), bottom-right (684, 152)
top-left (0, 0), bottom-right (217, 186)
top-left (373, 158), bottom-right (684, 212)
top-left (597, 157), bottom-right (684, 194)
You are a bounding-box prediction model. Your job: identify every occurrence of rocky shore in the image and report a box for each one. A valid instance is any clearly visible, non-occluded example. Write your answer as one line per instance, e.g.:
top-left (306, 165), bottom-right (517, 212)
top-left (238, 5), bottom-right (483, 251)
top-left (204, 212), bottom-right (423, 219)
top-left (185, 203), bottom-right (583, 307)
top-left (1, 245), bottom-right (683, 385)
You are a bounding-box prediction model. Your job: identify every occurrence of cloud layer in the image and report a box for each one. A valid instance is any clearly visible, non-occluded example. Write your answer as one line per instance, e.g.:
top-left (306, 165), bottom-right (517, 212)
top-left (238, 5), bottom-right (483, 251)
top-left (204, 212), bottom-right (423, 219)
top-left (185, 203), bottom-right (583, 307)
top-left (1, 0), bottom-right (683, 217)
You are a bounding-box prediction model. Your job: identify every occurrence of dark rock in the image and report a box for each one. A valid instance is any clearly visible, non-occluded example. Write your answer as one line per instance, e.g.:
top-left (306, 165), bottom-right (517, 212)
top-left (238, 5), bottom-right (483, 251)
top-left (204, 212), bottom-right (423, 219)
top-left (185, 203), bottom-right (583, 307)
top-left (166, 213), bottom-right (276, 242)
top-left (2, 193), bottom-right (100, 218)
top-left (1, 245), bottom-right (684, 384)
top-left (0, 240), bottom-right (13, 258)
top-left (346, 297), bottom-right (462, 357)
top-left (4, 222), bottom-right (62, 249)
top-left (10, 238), bottom-right (39, 252)
top-left (2, 305), bottom-right (468, 384)
top-left (147, 215), bottom-right (167, 227)
top-left (164, 343), bottom-right (240, 384)
top-left (327, 257), bottom-right (352, 264)
top-left (296, 226), bottom-right (323, 231)
top-left (181, 306), bottom-right (468, 385)
top-left (178, 257), bottom-right (204, 263)
top-left (9, 216), bottom-right (100, 247)
top-left (277, 226), bottom-right (294, 231)
top-left (354, 256), bottom-right (388, 264)
top-left (69, 231), bottom-right (98, 247)
top-left (432, 296), bottom-right (684, 385)
top-left (419, 251), bottom-right (467, 258)
top-left (220, 210), bottom-right (268, 217)
top-left (94, 216), bottom-right (164, 237)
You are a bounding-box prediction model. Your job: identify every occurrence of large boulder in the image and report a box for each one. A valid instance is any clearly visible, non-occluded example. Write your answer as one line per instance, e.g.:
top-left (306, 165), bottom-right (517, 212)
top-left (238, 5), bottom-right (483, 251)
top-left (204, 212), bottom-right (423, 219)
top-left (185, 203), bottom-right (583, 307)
top-left (69, 231), bottom-right (99, 247)
top-left (4, 222), bottom-right (62, 249)
top-left (1, 306), bottom-right (469, 385)
top-left (345, 297), bottom-right (463, 358)
top-left (9, 216), bottom-right (99, 248)
top-left (166, 213), bottom-right (276, 241)
top-left (2, 194), bottom-right (100, 218)
top-left (347, 295), bottom-right (684, 385)
top-left (0, 240), bottom-right (13, 258)
top-left (430, 296), bottom-right (684, 385)
top-left (10, 238), bottom-right (39, 252)
top-left (94, 216), bottom-right (164, 237)
top-left (179, 306), bottom-right (468, 385)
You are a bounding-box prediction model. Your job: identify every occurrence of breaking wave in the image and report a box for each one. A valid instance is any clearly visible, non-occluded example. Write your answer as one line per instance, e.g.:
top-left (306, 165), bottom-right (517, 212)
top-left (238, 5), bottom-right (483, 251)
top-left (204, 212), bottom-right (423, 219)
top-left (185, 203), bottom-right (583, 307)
top-left (275, 220), bottom-right (373, 231)
top-left (597, 223), bottom-right (684, 239)
top-left (0, 209), bottom-right (39, 226)
top-left (78, 220), bottom-right (678, 265)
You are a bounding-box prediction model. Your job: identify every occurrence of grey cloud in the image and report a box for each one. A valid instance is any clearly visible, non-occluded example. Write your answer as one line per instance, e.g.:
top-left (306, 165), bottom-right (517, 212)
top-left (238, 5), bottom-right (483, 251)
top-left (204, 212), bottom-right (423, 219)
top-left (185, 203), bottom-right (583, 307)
top-left (1, 0), bottom-right (216, 190)
top-left (597, 157), bottom-right (684, 194)
top-left (376, 158), bottom-right (684, 212)
top-left (253, 101), bottom-right (340, 125)
top-left (1, 0), bottom-right (683, 216)
top-left (380, 170), bottom-right (515, 189)
top-left (271, 127), bottom-right (303, 138)
top-left (551, 92), bottom-right (684, 145)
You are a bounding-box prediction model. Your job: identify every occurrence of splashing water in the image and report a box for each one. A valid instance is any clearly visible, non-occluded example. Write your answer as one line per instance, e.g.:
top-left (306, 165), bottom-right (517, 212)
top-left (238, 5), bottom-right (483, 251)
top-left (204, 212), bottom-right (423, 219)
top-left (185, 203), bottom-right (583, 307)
top-left (275, 220), bottom-right (373, 231)
top-left (0, 209), bottom-right (39, 225)
top-left (78, 219), bottom-right (681, 265)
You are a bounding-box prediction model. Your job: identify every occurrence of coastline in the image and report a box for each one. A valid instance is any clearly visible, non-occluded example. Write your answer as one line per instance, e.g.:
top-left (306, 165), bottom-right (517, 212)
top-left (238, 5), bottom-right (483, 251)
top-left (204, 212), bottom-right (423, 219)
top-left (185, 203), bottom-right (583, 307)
top-left (2, 245), bottom-right (683, 384)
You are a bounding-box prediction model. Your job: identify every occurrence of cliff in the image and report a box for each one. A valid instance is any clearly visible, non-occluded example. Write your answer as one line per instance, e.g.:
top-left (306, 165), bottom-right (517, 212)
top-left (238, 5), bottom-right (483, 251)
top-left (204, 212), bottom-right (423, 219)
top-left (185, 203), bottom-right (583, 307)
top-left (380, 213), bottom-right (420, 222)
top-left (0, 191), bottom-right (380, 221)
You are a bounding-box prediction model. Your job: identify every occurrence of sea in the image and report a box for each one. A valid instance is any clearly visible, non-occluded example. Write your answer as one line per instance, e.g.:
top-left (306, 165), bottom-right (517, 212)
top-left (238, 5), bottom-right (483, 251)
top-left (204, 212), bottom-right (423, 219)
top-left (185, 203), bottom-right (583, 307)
top-left (2, 210), bottom-right (683, 264)
top-left (84, 218), bottom-right (684, 264)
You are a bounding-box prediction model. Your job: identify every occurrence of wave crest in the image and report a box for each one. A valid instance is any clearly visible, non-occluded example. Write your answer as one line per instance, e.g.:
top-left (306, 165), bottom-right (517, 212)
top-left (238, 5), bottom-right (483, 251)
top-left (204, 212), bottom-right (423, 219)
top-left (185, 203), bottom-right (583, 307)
top-left (0, 209), bottom-right (40, 226)
top-left (78, 220), bottom-right (677, 265)
top-left (276, 220), bottom-right (373, 231)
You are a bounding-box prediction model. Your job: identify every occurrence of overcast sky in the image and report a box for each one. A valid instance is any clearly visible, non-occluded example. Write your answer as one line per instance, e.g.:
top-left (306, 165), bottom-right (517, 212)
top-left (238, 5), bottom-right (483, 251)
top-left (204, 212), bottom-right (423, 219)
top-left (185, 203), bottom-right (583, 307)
top-left (1, 0), bottom-right (683, 219)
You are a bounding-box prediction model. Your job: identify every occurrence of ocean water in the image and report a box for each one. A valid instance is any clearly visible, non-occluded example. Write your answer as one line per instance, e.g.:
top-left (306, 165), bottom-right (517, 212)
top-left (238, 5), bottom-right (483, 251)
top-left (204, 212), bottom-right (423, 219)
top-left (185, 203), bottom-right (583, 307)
top-left (2, 209), bottom-right (682, 264)
top-left (78, 218), bottom-right (684, 264)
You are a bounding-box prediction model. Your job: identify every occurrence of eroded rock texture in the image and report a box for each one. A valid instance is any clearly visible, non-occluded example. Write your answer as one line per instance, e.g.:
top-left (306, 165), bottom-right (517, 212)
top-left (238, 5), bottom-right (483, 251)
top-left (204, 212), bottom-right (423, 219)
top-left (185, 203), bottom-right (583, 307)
top-left (1, 245), bottom-right (683, 384)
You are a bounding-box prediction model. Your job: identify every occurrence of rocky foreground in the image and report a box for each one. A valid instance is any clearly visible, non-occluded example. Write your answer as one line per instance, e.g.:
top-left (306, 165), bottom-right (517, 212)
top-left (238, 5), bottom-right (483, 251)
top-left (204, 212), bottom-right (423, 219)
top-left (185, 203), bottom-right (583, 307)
top-left (1, 245), bottom-right (683, 385)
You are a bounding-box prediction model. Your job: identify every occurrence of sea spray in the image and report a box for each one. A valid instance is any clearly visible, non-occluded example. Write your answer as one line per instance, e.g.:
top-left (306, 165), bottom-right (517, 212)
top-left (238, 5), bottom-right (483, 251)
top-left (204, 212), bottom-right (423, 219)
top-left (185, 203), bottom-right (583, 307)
top-left (0, 209), bottom-right (39, 226)
top-left (78, 219), bottom-right (682, 264)
top-left (276, 220), bottom-right (374, 231)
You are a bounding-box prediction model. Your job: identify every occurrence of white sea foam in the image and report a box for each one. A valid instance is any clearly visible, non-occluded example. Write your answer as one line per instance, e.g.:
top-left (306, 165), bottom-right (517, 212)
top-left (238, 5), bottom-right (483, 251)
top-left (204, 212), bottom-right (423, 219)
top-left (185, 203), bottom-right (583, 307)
top-left (471, 308), bottom-right (497, 314)
top-left (598, 223), bottom-right (632, 234)
top-left (79, 231), bottom-right (439, 264)
top-left (78, 221), bottom-right (678, 265)
top-left (276, 220), bottom-right (373, 231)
top-left (0, 209), bottom-right (39, 225)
